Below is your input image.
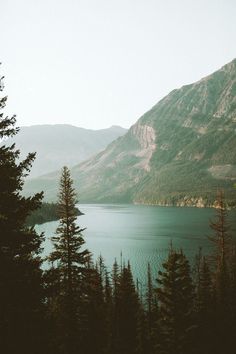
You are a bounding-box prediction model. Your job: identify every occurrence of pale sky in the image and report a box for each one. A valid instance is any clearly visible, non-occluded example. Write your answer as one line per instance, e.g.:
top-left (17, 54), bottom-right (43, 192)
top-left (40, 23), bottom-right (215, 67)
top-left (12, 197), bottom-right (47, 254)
top-left (1, 0), bottom-right (236, 129)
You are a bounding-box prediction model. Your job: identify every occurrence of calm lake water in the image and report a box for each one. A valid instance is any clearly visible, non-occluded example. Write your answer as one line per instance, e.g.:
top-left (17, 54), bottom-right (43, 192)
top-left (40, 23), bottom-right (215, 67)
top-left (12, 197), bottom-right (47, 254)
top-left (36, 204), bottom-right (236, 285)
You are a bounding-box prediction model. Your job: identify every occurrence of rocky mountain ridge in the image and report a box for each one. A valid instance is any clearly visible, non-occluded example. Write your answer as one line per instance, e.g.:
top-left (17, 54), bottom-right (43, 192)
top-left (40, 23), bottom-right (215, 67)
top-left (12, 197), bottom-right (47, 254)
top-left (24, 59), bottom-right (236, 206)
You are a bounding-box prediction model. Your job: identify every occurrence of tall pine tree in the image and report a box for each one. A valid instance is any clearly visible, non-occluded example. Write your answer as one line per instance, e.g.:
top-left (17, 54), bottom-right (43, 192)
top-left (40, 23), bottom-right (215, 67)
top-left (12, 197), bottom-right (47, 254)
top-left (48, 166), bottom-right (91, 354)
top-left (209, 190), bottom-right (232, 305)
top-left (208, 191), bottom-right (233, 354)
top-left (0, 67), bottom-right (45, 354)
top-left (156, 248), bottom-right (194, 354)
top-left (116, 262), bottom-right (140, 354)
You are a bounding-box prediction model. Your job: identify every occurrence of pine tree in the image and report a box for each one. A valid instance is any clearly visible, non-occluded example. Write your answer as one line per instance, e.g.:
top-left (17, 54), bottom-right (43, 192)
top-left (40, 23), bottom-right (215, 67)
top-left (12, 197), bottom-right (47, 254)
top-left (208, 191), bottom-right (234, 354)
top-left (136, 300), bottom-right (148, 354)
top-left (116, 262), bottom-right (140, 354)
top-left (209, 191), bottom-right (232, 305)
top-left (48, 166), bottom-right (91, 353)
top-left (111, 259), bottom-right (121, 354)
top-left (104, 270), bottom-right (113, 354)
top-left (145, 263), bottom-right (159, 353)
top-left (112, 258), bottom-right (120, 305)
top-left (193, 254), bottom-right (214, 354)
top-left (81, 262), bottom-right (106, 354)
top-left (105, 270), bottom-right (113, 305)
top-left (156, 248), bottom-right (194, 354)
top-left (0, 69), bottom-right (45, 353)
top-left (195, 256), bottom-right (212, 317)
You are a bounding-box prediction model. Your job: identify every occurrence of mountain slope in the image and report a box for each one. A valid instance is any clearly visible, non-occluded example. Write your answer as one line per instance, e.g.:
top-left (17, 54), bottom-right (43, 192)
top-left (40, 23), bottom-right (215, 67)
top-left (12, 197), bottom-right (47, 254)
top-left (2, 124), bottom-right (127, 177)
top-left (24, 59), bottom-right (236, 206)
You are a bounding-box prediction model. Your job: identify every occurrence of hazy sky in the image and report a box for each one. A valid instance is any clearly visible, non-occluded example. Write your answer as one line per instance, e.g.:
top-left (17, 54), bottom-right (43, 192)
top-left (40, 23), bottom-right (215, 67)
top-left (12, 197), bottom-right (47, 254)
top-left (2, 0), bottom-right (236, 129)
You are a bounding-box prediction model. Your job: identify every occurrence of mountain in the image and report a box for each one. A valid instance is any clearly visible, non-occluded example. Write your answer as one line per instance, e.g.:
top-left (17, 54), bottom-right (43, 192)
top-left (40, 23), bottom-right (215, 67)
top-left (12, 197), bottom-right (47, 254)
top-left (24, 59), bottom-right (236, 206)
top-left (2, 124), bottom-right (127, 177)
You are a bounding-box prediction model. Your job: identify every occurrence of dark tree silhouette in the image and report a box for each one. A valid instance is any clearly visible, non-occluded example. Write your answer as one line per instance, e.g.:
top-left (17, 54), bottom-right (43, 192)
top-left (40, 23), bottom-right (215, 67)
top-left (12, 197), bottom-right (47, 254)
top-left (48, 166), bottom-right (91, 353)
top-left (156, 248), bottom-right (194, 354)
top-left (193, 252), bottom-right (214, 354)
top-left (116, 262), bottom-right (140, 354)
top-left (208, 191), bottom-right (234, 354)
top-left (0, 69), bottom-right (45, 354)
top-left (209, 190), bottom-right (232, 304)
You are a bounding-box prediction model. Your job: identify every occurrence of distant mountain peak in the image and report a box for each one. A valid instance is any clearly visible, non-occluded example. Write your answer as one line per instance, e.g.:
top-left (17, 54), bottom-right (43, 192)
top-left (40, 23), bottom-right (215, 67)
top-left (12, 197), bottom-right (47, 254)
top-left (24, 59), bottom-right (236, 206)
top-left (2, 124), bottom-right (127, 178)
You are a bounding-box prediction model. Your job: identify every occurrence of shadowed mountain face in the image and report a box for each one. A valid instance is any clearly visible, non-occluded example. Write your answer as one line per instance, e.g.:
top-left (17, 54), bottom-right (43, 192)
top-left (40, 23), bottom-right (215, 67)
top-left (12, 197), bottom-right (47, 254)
top-left (2, 124), bottom-right (127, 177)
top-left (24, 59), bottom-right (236, 206)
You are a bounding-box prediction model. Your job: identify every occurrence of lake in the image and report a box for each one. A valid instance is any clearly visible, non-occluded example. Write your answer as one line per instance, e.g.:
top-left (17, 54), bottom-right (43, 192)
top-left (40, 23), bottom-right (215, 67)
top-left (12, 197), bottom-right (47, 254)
top-left (36, 204), bottom-right (236, 286)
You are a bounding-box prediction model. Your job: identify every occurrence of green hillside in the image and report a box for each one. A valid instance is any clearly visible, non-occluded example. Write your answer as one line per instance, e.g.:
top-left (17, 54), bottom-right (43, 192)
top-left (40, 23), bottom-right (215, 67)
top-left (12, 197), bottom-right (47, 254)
top-left (24, 59), bottom-right (236, 207)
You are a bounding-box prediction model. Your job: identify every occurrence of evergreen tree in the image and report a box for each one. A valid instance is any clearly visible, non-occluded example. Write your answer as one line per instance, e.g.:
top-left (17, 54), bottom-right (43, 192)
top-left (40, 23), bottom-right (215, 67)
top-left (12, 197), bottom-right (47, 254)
top-left (48, 166), bottom-right (91, 354)
top-left (136, 300), bottom-right (148, 354)
top-left (104, 270), bottom-right (113, 354)
top-left (111, 259), bottom-right (121, 353)
top-left (0, 69), bottom-right (45, 354)
top-left (195, 256), bottom-right (212, 318)
top-left (209, 190), bottom-right (232, 305)
top-left (105, 269), bottom-right (113, 305)
top-left (156, 248), bottom-right (194, 354)
top-left (145, 263), bottom-right (157, 354)
top-left (208, 191), bottom-right (233, 354)
top-left (116, 262), bottom-right (140, 354)
top-left (112, 258), bottom-right (120, 305)
top-left (80, 262), bottom-right (106, 354)
top-left (193, 254), bottom-right (214, 354)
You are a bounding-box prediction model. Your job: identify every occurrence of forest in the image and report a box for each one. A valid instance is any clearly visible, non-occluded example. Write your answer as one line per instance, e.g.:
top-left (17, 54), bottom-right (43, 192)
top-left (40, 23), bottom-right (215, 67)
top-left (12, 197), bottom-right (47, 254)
top-left (1, 80), bottom-right (236, 354)
top-left (26, 202), bottom-right (82, 226)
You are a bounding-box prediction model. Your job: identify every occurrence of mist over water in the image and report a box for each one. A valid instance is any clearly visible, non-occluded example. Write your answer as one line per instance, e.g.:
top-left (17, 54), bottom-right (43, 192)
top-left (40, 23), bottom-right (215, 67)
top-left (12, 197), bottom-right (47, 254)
top-left (36, 204), bottom-right (236, 286)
